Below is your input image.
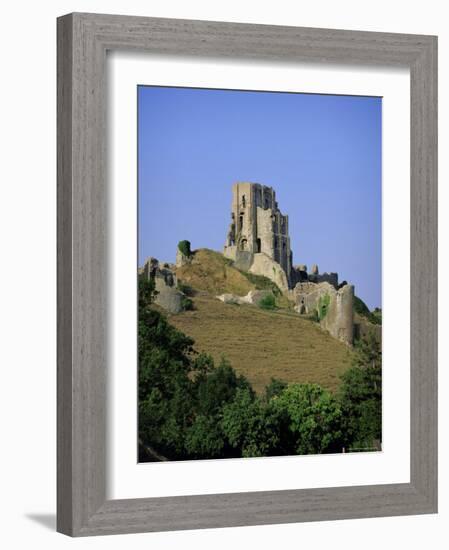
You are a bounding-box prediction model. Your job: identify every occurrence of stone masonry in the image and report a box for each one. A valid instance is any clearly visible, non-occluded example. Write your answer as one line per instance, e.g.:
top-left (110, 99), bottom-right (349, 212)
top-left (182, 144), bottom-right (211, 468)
top-left (141, 257), bottom-right (185, 314)
top-left (224, 182), bottom-right (292, 287)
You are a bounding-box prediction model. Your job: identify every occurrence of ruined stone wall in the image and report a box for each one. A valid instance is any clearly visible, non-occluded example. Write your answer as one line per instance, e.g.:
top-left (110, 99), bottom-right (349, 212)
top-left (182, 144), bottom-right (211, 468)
top-left (321, 284), bottom-right (354, 345)
top-left (312, 272), bottom-right (339, 287)
top-left (291, 280), bottom-right (354, 345)
top-left (141, 257), bottom-right (184, 314)
top-left (256, 206), bottom-right (274, 257)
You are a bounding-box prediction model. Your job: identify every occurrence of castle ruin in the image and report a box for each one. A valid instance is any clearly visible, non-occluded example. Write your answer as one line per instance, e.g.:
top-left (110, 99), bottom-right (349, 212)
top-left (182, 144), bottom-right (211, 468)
top-left (223, 182), bottom-right (354, 345)
top-left (224, 182), bottom-right (292, 284)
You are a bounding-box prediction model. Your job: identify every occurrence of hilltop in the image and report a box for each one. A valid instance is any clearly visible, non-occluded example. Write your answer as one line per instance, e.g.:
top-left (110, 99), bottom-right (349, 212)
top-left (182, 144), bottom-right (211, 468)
top-left (166, 248), bottom-right (353, 393)
top-left (176, 248), bottom-right (285, 300)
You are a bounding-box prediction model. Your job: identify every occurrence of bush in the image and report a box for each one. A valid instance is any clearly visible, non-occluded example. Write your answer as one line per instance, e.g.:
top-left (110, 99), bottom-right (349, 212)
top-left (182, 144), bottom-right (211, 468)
top-left (264, 378), bottom-right (287, 401)
top-left (181, 296), bottom-right (194, 311)
top-left (177, 240), bottom-right (192, 258)
top-left (338, 332), bottom-right (382, 450)
top-left (353, 295), bottom-right (382, 325)
top-left (259, 294), bottom-right (276, 310)
top-left (222, 388), bottom-right (281, 457)
top-left (271, 383), bottom-right (345, 455)
top-left (317, 294), bottom-right (330, 320)
top-left (177, 281), bottom-right (194, 296)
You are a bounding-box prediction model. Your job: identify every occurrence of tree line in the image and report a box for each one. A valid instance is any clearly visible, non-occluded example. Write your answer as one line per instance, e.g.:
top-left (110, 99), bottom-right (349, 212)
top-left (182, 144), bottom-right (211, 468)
top-left (138, 278), bottom-right (382, 462)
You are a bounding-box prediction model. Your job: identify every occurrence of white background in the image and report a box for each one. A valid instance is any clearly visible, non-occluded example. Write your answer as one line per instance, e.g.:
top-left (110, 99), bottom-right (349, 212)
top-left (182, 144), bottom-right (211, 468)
top-left (0, 1), bottom-right (445, 549)
top-left (109, 54), bottom-right (410, 499)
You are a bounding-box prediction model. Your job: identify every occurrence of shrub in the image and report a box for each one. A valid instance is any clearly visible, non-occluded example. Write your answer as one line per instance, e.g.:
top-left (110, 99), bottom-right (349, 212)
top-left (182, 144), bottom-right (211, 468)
top-left (338, 332), bottom-right (382, 450)
top-left (271, 383), bottom-right (345, 455)
top-left (259, 294), bottom-right (276, 310)
top-left (354, 295), bottom-right (382, 325)
top-left (264, 378), bottom-right (287, 401)
top-left (177, 281), bottom-right (194, 296)
top-left (181, 296), bottom-right (194, 311)
top-left (177, 240), bottom-right (192, 258)
top-left (222, 388), bottom-right (281, 457)
top-left (317, 294), bottom-right (330, 320)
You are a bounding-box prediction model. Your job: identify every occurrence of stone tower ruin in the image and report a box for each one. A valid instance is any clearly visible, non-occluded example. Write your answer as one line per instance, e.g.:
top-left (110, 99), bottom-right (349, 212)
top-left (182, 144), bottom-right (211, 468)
top-left (222, 181), bottom-right (355, 345)
top-left (224, 182), bottom-right (292, 284)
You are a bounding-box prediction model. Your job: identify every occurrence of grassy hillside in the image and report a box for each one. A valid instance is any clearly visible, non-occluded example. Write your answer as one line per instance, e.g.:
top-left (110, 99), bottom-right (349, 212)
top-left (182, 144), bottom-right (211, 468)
top-left (168, 293), bottom-right (353, 394)
top-left (176, 248), bottom-right (255, 296)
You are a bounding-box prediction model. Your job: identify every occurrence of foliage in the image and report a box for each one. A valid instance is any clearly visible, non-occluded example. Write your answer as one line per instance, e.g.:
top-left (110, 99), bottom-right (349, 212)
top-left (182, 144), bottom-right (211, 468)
top-left (192, 356), bottom-right (252, 417)
top-left (138, 276), bottom-right (157, 308)
top-left (271, 384), bottom-right (345, 455)
top-left (138, 279), bottom-right (196, 459)
top-left (339, 333), bottom-right (382, 450)
top-left (353, 295), bottom-right (370, 316)
top-left (353, 295), bottom-right (382, 325)
top-left (371, 307), bottom-right (382, 325)
top-left (259, 293), bottom-right (276, 310)
top-left (177, 281), bottom-right (195, 296)
top-left (264, 378), bottom-right (287, 401)
top-left (139, 278), bottom-right (382, 461)
top-left (177, 279), bottom-right (195, 311)
top-left (177, 240), bottom-right (192, 258)
top-left (222, 388), bottom-right (281, 457)
top-left (185, 414), bottom-right (226, 458)
top-left (317, 293), bottom-right (330, 320)
top-left (181, 295), bottom-right (194, 311)
top-left (352, 331), bottom-right (382, 369)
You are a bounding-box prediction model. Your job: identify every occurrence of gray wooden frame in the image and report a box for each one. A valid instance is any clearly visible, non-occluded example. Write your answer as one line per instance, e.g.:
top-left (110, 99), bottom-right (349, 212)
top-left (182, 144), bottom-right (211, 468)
top-left (57, 12), bottom-right (438, 537)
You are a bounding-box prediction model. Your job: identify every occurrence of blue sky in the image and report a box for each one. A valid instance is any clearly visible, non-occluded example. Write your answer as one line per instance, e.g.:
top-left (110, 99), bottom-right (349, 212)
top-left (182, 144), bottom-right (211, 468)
top-left (138, 86), bottom-right (381, 310)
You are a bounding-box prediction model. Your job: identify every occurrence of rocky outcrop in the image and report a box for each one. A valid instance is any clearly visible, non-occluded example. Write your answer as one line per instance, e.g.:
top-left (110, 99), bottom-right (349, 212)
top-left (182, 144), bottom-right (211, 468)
top-left (141, 257), bottom-right (185, 314)
top-left (249, 253), bottom-right (289, 293)
top-left (217, 289), bottom-right (273, 306)
top-left (321, 283), bottom-right (354, 345)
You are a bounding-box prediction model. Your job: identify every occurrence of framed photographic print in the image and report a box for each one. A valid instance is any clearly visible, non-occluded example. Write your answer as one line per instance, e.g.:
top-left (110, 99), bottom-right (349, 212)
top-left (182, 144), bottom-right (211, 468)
top-left (57, 13), bottom-right (437, 536)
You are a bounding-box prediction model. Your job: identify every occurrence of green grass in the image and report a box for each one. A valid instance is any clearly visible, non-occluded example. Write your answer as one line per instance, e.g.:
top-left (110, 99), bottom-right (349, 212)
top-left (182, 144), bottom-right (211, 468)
top-left (259, 294), bottom-right (276, 310)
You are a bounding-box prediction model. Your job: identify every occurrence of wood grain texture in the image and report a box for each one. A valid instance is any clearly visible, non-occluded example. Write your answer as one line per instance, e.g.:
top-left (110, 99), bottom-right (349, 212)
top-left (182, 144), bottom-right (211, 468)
top-left (57, 12), bottom-right (438, 536)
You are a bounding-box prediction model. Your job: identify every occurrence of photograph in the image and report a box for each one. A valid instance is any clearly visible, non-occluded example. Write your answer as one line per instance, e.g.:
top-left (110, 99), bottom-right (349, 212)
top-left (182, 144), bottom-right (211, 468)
top-left (0, 1), bottom-right (441, 544)
top-left (137, 85), bottom-right (382, 462)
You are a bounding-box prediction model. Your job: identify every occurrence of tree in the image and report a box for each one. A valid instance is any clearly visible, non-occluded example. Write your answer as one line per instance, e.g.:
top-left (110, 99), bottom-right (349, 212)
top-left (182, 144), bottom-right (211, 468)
top-left (177, 239), bottom-right (192, 258)
top-left (271, 383), bottom-right (345, 455)
top-left (352, 330), bottom-right (381, 370)
top-left (138, 278), bottom-right (196, 459)
top-left (222, 388), bottom-right (281, 457)
top-left (338, 332), bottom-right (382, 449)
top-left (264, 378), bottom-right (287, 402)
top-left (185, 357), bottom-right (253, 458)
top-left (192, 356), bottom-right (252, 416)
